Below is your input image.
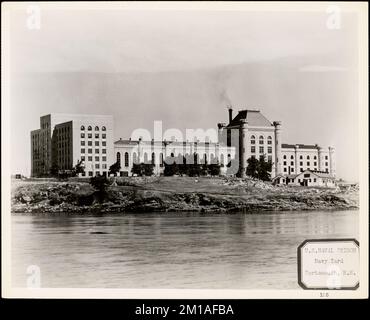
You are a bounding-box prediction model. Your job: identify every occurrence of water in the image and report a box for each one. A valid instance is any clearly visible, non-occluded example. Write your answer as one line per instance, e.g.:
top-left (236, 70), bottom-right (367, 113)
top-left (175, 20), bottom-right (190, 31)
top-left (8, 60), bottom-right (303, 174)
top-left (11, 210), bottom-right (358, 289)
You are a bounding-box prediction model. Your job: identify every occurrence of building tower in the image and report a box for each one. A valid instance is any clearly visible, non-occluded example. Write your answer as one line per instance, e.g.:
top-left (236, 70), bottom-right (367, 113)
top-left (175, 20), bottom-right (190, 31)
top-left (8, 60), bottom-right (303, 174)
top-left (329, 146), bottom-right (336, 177)
top-left (273, 121), bottom-right (282, 176)
top-left (239, 118), bottom-right (248, 178)
top-left (317, 145), bottom-right (323, 171)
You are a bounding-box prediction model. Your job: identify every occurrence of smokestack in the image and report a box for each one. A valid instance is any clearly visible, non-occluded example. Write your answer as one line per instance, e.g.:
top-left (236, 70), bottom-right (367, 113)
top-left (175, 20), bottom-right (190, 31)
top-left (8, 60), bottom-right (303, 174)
top-left (228, 106), bottom-right (233, 124)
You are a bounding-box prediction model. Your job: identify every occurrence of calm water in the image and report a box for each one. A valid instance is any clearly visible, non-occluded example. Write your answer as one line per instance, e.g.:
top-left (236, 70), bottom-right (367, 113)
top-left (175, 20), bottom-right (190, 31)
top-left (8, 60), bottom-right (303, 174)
top-left (11, 210), bottom-right (358, 289)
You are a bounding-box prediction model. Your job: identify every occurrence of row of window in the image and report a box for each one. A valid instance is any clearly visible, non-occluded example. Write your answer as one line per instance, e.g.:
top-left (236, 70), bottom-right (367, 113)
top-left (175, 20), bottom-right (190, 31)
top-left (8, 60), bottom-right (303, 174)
top-left (81, 133), bottom-right (107, 139)
top-left (251, 146), bottom-right (272, 154)
top-left (80, 126), bottom-right (106, 131)
top-left (283, 154), bottom-right (329, 160)
top-left (81, 156), bottom-right (107, 162)
top-left (283, 167), bottom-right (329, 173)
top-left (81, 141), bottom-right (107, 147)
top-left (81, 148), bottom-right (107, 154)
top-left (283, 161), bottom-right (328, 167)
top-left (250, 135), bottom-right (272, 145)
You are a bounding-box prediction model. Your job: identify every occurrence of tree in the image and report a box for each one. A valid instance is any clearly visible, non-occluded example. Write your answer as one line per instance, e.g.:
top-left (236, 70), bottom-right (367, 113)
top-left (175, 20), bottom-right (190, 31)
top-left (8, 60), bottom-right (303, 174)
top-left (143, 164), bottom-right (154, 176)
top-left (246, 156), bottom-right (259, 178)
top-left (257, 156), bottom-right (272, 181)
top-left (109, 161), bottom-right (121, 176)
top-left (164, 162), bottom-right (179, 176)
top-left (90, 175), bottom-right (110, 203)
top-left (50, 163), bottom-right (59, 177)
top-left (131, 163), bottom-right (154, 176)
top-left (74, 159), bottom-right (85, 176)
top-left (209, 163), bottom-right (221, 176)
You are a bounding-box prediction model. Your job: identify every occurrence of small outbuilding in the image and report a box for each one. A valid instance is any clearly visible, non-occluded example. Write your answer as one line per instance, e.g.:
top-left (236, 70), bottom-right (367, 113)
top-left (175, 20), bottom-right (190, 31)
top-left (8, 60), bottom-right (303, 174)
top-left (272, 170), bottom-right (336, 188)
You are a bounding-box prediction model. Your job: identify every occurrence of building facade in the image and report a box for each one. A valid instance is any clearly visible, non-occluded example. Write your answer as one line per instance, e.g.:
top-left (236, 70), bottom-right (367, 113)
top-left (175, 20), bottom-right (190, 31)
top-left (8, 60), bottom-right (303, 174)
top-left (31, 114), bottom-right (114, 177)
top-left (272, 169), bottom-right (336, 188)
top-left (31, 110), bottom-right (336, 180)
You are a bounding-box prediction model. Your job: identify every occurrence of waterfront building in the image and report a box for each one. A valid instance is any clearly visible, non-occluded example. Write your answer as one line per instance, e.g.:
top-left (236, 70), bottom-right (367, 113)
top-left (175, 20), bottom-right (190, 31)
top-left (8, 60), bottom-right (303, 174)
top-left (272, 169), bottom-right (336, 188)
top-left (31, 114), bottom-right (114, 177)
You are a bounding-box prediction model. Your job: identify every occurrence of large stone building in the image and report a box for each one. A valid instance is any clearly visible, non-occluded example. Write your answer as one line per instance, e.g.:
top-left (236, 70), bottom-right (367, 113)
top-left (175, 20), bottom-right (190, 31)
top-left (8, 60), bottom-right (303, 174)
top-left (31, 114), bottom-right (114, 177)
top-left (30, 109), bottom-right (335, 180)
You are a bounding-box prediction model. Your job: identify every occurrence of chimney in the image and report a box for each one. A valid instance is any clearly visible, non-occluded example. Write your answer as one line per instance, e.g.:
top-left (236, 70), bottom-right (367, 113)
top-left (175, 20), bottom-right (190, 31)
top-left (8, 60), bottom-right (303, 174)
top-left (228, 106), bottom-right (233, 124)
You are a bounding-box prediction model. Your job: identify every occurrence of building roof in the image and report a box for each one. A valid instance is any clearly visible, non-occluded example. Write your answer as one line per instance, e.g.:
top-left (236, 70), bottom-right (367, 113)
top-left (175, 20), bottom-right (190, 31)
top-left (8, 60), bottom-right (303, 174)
top-left (226, 110), bottom-right (272, 128)
top-left (278, 169), bottom-right (335, 180)
top-left (282, 143), bottom-right (319, 150)
top-left (114, 139), bottom-right (220, 147)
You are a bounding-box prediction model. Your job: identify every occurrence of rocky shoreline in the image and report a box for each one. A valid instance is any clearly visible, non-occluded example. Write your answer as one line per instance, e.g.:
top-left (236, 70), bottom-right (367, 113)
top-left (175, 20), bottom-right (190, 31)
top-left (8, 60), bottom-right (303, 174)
top-left (11, 177), bottom-right (359, 214)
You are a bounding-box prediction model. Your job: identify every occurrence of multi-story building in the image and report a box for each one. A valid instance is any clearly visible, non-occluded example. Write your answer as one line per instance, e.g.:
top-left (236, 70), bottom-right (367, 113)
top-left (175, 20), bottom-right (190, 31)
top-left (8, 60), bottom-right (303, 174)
top-left (114, 138), bottom-right (235, 176)
top-left (30, 109), bottom-right (335, 180)
top-left (31, 114), bottom-right (114, 177)
top-left (218, 108), bottom-right (335, 179)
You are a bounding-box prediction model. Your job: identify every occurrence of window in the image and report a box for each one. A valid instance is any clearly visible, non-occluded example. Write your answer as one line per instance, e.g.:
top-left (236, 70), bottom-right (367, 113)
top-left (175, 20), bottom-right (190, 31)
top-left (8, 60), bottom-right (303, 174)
top-left (88, 141), bottom-right (92, 146)
top-left (268, 156), bottom-right (272, 163)
top-left (307, 155), bottom-right (310, 159)
top-left (284, 161), bottom-right (287, 165)
top-left (88, 149), bottom-right (92, 154)
top-left (80, 125), bottom-right (85, 130)
top-left (300, 161), bottom-right (303, 166)
top-left (284, 168), bottom-right (287, 172)
top-left (259, 146), bottom-right (264, 153)
top-left (291, 168), bottom-right (294, 172)
top-left (102, 149), bottom-right (106, 154)
top-left (95, 141), bottom-right (99, 146)
top-left (81, 133), bottom-right (85, 138)
top-left (160, 153), bottom-right (164, 167)
top-left (304, 173), bottom-right (310, 178)
top-left (307, 162), bottom-right (310, 166)
top-left (325, 162), bottom-right (328, 166)
top-left (95, 134), bottom-right (99, 139)
top-left (88, 156), bottom-right (92, 161)
top-left (95, 164), bottom-right (100, 169)
top-left (314, 156), bottom-right (317, 160)
top-left (81, 141), bottom-right (85, 146)
top-left (81, 148), bottom-right (85, 154)
top-left (102, 134), bottom-right (106, 139)
top-left (88, 126), bottom-right (92, 131)
top-left (95, 149), bottom-right (100, 154)
top-left (125, 152), bottom-right (129, 167)
top-left (95, 156), bottom-right (99, 161)
top-left (314, 162), bottom-right (317, 166)
top-left (95, 126), bottom-right (99, 131)
top-left (300, 168), bottom-right (303, 172)
top-left (102, 164), bottom-right (107, 169)
top-left (102, 156), bottom-right (106, 162)
top-left (102, 126), bottom-right (106, 131)
top-left (81, 156), bottom-right (85, 161)
top-left (300, 155), bottom-right (303, 159)
top-left (259, 136), bottom-right (264, 144)
top-left (117, 152), bottom-right (121, 165)
top-left (283, 155), bottom-right (287, 159)
top-left (88, 171), bottom-right (93, 177)
top-left (250, 135), bottom-right (256, 144)
top-left (314, 178), bottom-right (317, 182)
top-left (251, 146), bottom-right (255, 153)
top-left (291, 161), bottom-right (294, 166)
top-left (268, 146), bottom-right (272, 154)
top-left (325, 156), bottom-right (328, 160)
top-left (267, 136), bottom-right (272, 145)
top-left (102, 141), bottom-right (106, 146)
top-left (88, 133), bottom-right (92, 139)
top-left (291, 155), bottom-right (294, 159)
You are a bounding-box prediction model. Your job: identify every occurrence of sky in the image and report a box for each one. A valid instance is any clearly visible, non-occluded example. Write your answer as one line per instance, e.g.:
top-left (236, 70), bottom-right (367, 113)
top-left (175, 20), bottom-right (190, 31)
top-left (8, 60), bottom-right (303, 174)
top-left (6, 4), bottom-right (361, 182)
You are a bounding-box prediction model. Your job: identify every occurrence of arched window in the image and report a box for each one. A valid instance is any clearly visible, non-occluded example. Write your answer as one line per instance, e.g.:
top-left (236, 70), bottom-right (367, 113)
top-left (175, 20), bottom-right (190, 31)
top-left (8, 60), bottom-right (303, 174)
top-left (267, 136), bottom-right (272, 145)
top-left (194, 153), bottom-right (198, 165)
top-left (116, 152), bottom-right (121, 165)
top-left (227, 154), bottom-right (231, 168)
top-left (144, 152), bottom-right (148, 163)
top-left (88, 126), bottom-right (92, 131)
top-left (307, 155), bottom-right (310, 159)
top-left (151, 152), bottom-right (155, 165)
top-left (259, 136), bottom-right (264, 144)
top-left (251, 135), bottom-right (256, 145)
top-left (124, 152), bottom-right (129, 167)
top-left (160, 153), bottom-right (164, 167)
top-left (132, 152), bottom-right (137, 164)
top-left (80, 125), bottom-right (85, 131)
top-left (283, 155), bottom-right (287, 159)
top-left (291, 155), bottom-right (294, 159)
top-left (203, 153), bottom-right (207, 164)
top-left (102, 126), bottom-right (106, 131)
top-left (220, 154), bottom-right (225, 167)
top-left (314, 156), bottom-right (317, 160)
top-left (95, 126), bottom-right (99, 131)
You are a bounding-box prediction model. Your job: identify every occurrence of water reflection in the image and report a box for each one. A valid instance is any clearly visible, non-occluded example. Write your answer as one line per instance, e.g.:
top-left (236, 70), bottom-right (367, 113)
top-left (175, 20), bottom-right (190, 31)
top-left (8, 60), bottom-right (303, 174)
top-left (11, 210), bottom-right (358, 289)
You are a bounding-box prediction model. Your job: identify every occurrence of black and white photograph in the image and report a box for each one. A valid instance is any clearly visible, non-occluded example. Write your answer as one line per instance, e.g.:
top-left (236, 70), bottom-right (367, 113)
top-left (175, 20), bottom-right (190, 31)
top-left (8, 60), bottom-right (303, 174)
top-left (1, 1), bottom-right (368, 299)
